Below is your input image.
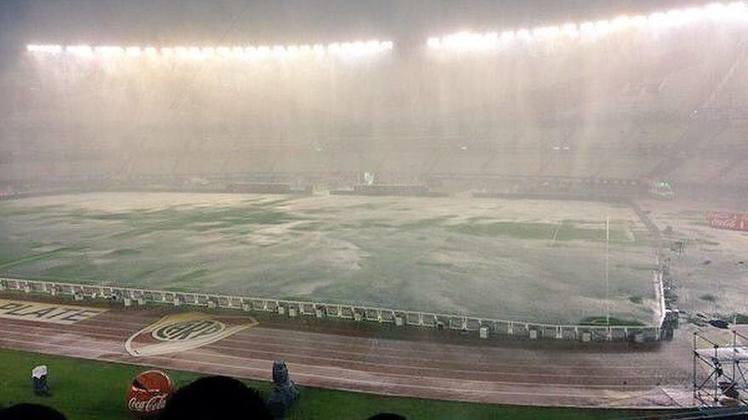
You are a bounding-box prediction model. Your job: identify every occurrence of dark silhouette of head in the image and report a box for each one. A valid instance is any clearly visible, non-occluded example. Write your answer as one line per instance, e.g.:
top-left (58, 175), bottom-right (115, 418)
top-left (368, 414), bottom-right (407, 420)
top-left (159, 375), bottom-right (271, 420)
top-left (0, 403), bottom-right (66, 420)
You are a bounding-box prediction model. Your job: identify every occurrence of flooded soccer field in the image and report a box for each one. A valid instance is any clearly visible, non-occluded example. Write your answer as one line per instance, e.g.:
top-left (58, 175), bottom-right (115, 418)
top-left (0, 192), bottom-right (659, 324)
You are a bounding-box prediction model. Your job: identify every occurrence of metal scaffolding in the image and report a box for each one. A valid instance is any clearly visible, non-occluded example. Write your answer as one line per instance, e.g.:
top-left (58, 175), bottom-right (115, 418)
top-left (693, 329), bottom-right (748, 408)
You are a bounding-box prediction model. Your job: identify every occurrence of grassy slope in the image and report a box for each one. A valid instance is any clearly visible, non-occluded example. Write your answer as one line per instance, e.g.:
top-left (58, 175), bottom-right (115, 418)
top-left (0, 349), bottom-right (644, 420)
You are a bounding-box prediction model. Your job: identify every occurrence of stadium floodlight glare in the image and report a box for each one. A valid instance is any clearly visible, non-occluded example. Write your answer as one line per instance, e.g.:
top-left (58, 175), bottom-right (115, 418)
top-left (94, 46), bottom-right (124, 57)
top-left (256, 46), bottom-right (271, 58)
top-left (429, 31), bottom-right (500, 50)
top-left (25, 38), bottom-right (393, 61)
top-left (327, 43), bottom-right (341, 54)
top-left (561, 23), bottom-right (579, 38)
top-left (579, 21), bottom-right (596, 37)
top-left (27, 44), bottom-right (62, 54)
top-left (125, 46), bottom-right (141, 57)
top-left (594, 19), bottom-right (612, 35)
top-left (630, 15), bottom-right (649, 28)
top-left (66, 45), bottom-right (93, 57)
top-left (728, 1), bottom-right (748, 14)
top-left (232, 46), bottom-right (247, 59)
top-left (174, 46), bottom-right (188, 58)
top-left (500, 30), bottom-right (516, 42)
top-left (426, 1), bottom-right (748, 51)
top-left (201, 47), bottom-right (215, 57)
top-left (532, 25), bottom-right (561, 40)
top-left (647, 12), bottom-right (668, 27)
top-left (272, 45), bottom-right (288, 58)
top-left (610, 16), bottom-right (632, 31)
top-left (187, 47), bottom-right (202, 59)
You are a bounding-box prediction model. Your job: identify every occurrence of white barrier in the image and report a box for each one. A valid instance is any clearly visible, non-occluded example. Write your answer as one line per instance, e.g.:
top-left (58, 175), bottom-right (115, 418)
top-left (653, 270), bottom-right (667, 328)
top-left (0, 277), bottom-right (663, 342)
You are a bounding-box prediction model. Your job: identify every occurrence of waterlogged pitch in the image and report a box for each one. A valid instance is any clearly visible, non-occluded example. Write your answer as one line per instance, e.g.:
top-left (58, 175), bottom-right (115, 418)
top-left (0, 192), bottom-right (658, 324)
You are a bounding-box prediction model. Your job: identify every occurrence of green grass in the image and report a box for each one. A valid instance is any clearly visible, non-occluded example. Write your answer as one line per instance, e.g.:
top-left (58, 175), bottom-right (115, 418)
top-left (446, 221), bottom-right (632, 243)
top-left (447, 222), bottom-right (558, 240)
top-left (0, 249), bottom-right (72, 271)
top-left (0, 348), bottom-right (645, 420)
top-left (0, 193), bottom-right (656, 324)
top-left (628, 296), bottom-right (643, 305)
top-left (105, 248), bottom-right (141, 257)
top-left (579, 317), bottom-right (645, 327)
top-left (56, 205), bottom-right (301, 233)
top-left (699, 294), bottom-right (717, 303)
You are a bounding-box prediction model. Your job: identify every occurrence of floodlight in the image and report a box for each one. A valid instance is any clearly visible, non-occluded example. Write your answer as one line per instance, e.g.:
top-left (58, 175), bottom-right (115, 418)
top-left (125, 46), bottom-right (142, 57)
top-left (500, 31), bottom-right (516, 42)
top-left (257, 46), bottom-right (271, 57)
top-left (516, 29), bottom-right (531, 41)
top-left (272, 45), bottom-right (287, 58)
top-left (187, 47), bottom-right (202, 59)
top-left (95, 46), bottom-right (125, 57)
top-left (232, 46), bottom-right (246, 58)
top-left (423, 1), bottom-right (748, 52)
top-left (216, 46), bottom-right (231, 57)
top-left (174, 46), bottom-right (189, 58)
top-left (66, 45), bottom-right (93, 56)
top-left (27, 44), bottom-right (63, 54)
top-left (559, 24), bottom-right (578, 38)
top-left (242, 46), bottom-right (256, 59)
top-left (532, 25), bottom-right (561, 40)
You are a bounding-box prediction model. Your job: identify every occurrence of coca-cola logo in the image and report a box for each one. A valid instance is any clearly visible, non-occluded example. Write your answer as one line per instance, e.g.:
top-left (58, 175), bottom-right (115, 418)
top-left (128, 394), bottom-right (168, 413)
top-left (152, 319), bottom-right (225, 342)
top-left (126, 370), bottom-right (173, 418)
top-left (709, 212), bottom-right (739, 229)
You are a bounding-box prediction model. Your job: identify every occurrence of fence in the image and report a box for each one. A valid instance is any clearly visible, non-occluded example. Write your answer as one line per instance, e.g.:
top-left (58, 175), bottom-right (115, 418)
top-left (0, 277), bottom-right (663, 343)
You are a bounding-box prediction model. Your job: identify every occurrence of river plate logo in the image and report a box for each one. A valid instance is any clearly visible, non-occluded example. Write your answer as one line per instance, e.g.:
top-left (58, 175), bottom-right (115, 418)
top-left (152, 319), bottom-right (226, 342)
top-left (125, 312), bottom-right (257, 357)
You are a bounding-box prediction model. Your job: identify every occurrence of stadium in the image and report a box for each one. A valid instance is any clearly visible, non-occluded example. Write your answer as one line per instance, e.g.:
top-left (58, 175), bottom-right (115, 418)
top-left (1, 0), bottom-right (748, 419)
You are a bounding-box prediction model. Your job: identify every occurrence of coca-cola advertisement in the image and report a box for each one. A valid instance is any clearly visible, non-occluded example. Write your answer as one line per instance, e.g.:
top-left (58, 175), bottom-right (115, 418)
top-left (706, 211), bottom-right (748, 232)
top-left (126, 370), bottom-right (173, 418)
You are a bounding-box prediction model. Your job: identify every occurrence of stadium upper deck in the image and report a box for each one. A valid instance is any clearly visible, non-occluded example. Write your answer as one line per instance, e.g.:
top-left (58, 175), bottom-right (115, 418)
top-left (1, 1), bottom-right (747, 186)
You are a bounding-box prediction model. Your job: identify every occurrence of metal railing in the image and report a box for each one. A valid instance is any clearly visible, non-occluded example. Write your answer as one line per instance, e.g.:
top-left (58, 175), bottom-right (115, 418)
top-left (0, 277), bottom-right (663, 343)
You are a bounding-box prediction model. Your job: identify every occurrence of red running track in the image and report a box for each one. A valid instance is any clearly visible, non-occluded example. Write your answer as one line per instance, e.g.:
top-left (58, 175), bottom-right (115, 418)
top-left (0, 303), bottom-right (694, 408)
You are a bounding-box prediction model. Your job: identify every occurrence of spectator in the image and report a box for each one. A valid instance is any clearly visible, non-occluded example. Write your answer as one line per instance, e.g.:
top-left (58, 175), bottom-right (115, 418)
top-left (0, 403), bottom-right (66, 420)
top-left (159, 376), bottom-right (271, 420)
top-left (368, 414), bottom-right (406, 420)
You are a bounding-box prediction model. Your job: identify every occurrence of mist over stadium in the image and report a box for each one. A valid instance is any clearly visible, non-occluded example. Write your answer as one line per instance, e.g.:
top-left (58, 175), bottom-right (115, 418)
top-left (1, 0), bottom-right (748, 418)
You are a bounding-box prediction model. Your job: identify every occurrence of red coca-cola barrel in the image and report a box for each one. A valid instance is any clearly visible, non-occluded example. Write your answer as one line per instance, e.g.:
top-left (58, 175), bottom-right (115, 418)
top-left (126, 370), bottom-right (173, 418)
